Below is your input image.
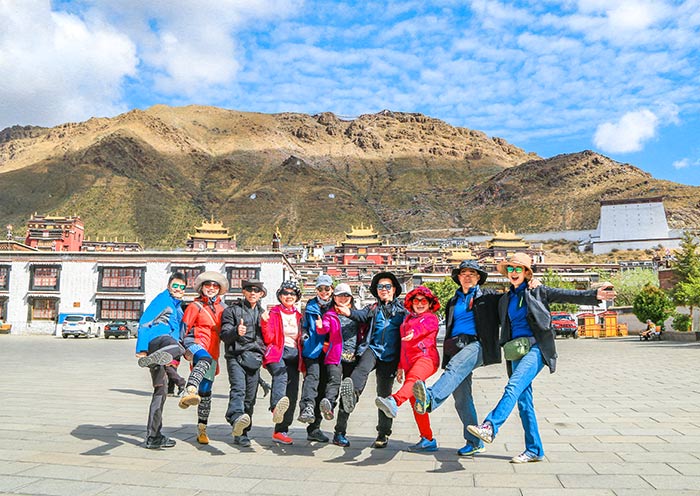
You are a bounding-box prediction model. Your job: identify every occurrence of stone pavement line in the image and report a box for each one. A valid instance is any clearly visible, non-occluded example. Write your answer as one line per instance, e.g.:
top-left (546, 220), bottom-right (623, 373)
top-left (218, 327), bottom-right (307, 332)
top-left (0, 336), bottom-right (699, 495)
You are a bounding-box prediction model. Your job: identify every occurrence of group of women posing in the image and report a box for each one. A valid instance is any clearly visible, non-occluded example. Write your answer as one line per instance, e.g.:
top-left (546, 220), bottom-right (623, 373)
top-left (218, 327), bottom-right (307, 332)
top-left (137, 253), bottom-right (615, 463)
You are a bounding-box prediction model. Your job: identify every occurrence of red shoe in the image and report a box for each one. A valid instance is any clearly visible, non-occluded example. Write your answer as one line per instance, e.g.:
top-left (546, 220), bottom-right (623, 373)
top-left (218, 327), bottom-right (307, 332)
top-left (272, 431), bottom-right (293, 445)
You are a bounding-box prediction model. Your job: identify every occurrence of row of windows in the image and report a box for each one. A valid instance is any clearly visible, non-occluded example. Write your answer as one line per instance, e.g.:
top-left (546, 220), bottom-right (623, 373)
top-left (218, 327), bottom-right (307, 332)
top-left (0, 298), bottom-right (143, 322)
top-left (0, 266), bottom-right (259, 292)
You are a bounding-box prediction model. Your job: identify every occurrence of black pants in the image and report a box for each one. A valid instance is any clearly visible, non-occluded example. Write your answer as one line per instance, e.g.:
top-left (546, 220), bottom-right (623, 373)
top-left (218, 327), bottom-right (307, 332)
top-left (165, 363), bottom-right (185, 393)
top-left (145, 335), bottom-right (183, 439)
top-left (334, 351), bottom-right (398, 437)
top-left (266, 349), bottom-right (300, 434)
top-left (224, 358), bottom-right (260, 435)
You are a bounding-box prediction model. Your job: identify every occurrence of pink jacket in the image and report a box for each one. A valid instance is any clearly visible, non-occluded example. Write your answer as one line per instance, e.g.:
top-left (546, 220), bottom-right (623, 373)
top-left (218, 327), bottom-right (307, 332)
top-left (261, 304), bottom-right (302, 366)
top-left (317, 307), bottom-right (344, 365)
top-left (399, 312), bottom-right (440, 372)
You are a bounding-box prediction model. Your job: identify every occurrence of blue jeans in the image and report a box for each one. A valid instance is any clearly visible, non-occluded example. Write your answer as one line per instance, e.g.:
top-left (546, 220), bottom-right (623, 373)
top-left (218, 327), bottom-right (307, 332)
top-left (484, 344), bottom-right (545, 457)
top-left (428, 341), bottom-right (484, 446)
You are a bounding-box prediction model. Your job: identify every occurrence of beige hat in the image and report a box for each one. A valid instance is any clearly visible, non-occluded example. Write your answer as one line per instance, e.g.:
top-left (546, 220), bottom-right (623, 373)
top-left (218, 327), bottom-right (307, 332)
top-left (333, 283), bottom-right (353, 296)
top-left (496, 252), bottom-right (533, 279)
top-left (194, 271), bottom-right (229, 295)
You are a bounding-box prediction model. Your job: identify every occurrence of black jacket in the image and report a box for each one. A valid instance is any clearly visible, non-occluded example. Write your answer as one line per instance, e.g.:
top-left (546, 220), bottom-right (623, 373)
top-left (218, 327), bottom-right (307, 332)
top-left (220, 298), bottom-right (265, 359)
top-left (349, 298), bottom-right (406, 362)
top-left (443, 287), bottom-right (502, 369)
top-left (498, 286), bottom-right (599, 373)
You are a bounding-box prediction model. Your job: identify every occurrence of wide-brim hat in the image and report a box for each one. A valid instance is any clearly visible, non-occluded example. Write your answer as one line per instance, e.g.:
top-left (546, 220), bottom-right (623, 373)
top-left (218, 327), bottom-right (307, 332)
top-left (451, 259), bottom-right (488, 286)
top-left (194, 271), bottom-right (229, 295)
top-left (496, 252), bottom-right (533, 279)
top-left (242, 279), bottom-right (267, 297)
top-left (369, 271), bottom-right (402, 299)
top-left (404, 286), bottom-right (440, 314)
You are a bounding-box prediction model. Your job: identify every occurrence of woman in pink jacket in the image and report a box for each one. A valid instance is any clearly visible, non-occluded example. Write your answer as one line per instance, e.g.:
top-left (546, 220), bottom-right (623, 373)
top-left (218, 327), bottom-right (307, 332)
top-left (375, 285), bottom-right (441, 452)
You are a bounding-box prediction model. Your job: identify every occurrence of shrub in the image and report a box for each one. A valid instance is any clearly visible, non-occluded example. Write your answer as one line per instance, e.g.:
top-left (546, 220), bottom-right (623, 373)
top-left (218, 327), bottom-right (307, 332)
top-left (672, 313), bottom-right (691, 332)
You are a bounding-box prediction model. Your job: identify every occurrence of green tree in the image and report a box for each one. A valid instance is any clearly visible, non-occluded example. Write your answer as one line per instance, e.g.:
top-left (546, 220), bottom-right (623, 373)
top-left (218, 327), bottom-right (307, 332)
top-left (671, 232), bottom-right (700, 331)
top-left (608, 268), bottom-right (658, 306)
top-left (424, 277), bottom-right (458, 318)
top-left (633, 284), bottom-right (675, 330)
top-left (541, 270), bottom-right (579, 313)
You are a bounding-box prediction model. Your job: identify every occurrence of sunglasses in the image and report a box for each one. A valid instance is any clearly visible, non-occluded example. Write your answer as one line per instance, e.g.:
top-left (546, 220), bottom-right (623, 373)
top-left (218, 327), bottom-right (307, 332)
top-left (376, 283), bottom-right (393, 291)
top-left (413, 297), bottom-right (429, 304)
top-left (243, 286), bottom-right (263, 293)
top-left (279, 290), bottom-right (296, 296)
top-left (316, 285), bottom-right (332, 292)
top-left (170, 283), bottom-right (186, 290)
top-left (203, 281), bottom-right (221, 287)
top-left (506, 266), bottom-right (524, 274)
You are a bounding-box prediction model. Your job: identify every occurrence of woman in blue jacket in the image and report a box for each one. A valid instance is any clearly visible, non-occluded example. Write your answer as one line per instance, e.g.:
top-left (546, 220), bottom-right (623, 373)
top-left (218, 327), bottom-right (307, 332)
top-left (468, 253), bottom-right (616, 463)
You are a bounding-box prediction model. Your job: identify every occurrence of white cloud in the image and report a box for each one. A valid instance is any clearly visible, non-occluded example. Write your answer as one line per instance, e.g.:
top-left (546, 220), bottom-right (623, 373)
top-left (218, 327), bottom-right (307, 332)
top-left (673, 157), bottom-right (700, 169)
top-left (593, 109), bottom-right (659, 153)
top-left (0, 0), bottom-right (137, 128)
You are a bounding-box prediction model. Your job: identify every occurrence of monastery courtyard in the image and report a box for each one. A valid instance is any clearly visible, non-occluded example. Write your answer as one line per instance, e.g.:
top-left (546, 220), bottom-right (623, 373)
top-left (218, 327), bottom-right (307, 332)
top-left (1, 335), bottom-right (699, 496)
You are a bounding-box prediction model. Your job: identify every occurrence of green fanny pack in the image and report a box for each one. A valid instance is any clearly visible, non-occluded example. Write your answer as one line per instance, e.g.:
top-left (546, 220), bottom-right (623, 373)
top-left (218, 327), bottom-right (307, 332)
top-left (503, 337), bottom-right (532, 361)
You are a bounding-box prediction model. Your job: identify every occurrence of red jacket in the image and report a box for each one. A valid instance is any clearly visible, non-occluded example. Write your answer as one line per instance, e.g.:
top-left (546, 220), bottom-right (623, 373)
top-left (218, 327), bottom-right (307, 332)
top-left (262, 304), bottom-right (302, 366)
top-left (399, 311), bottom-right (440, 372)
top-left (181, 295), bottom-right (225, 374)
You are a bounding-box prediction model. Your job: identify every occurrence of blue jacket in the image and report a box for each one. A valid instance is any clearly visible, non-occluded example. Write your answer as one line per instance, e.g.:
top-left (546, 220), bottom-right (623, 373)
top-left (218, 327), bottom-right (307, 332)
top-left (350, 298), bottom-right (406, 362)
top-left (135, 289), bottom-right (184, 353)
top-left (301, 297), bottom-right (333, 359)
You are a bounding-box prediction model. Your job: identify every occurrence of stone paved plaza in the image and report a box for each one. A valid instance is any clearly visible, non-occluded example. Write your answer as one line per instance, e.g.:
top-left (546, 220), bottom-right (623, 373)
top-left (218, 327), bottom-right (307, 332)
top-left (1, 335), bottom-right (699, 496)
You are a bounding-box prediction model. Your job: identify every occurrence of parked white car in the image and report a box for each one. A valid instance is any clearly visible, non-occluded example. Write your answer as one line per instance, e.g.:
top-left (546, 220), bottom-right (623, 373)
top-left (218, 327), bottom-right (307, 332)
top-left (61, 315), bottom-right (101, 339)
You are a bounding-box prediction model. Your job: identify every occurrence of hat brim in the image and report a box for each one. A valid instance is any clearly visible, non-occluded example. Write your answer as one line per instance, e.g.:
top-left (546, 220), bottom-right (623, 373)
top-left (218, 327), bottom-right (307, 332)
top-left (370, 272), bottom-right (402, 299)
top-left (496, 261), bottom-right (532, 278)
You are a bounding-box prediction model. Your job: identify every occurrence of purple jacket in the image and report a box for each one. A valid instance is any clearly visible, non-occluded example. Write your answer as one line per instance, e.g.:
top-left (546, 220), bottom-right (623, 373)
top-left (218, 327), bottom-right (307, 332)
top-left (318, 307), bottom-right (344, 365)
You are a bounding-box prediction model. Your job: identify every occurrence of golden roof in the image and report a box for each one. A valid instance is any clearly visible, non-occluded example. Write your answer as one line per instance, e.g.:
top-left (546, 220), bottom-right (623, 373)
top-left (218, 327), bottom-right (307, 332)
top-left (487, 229), bottom-right (528, 248)
top-left (189, 217), bottom-right (234, 240)
top-left (446, 249), bottom-right (476, 262)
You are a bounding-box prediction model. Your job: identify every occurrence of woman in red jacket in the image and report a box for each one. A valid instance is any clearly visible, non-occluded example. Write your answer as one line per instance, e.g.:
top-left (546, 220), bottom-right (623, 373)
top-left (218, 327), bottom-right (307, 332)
top-left (375, 285), bottom-right (441, 452)
top-left (178, 271), bottom-right (227, 445)
top-left (261, 279), bottom-right (303, 445)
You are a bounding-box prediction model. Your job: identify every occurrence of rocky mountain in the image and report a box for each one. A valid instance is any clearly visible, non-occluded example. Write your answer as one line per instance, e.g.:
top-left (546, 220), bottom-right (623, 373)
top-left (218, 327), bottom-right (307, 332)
top-left (0, 105), bottom-right (697, 248)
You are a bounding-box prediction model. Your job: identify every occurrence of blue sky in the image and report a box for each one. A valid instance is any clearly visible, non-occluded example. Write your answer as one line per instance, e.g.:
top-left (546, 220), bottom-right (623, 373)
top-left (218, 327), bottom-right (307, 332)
top-left (1, 0), bottom-right (699, 185)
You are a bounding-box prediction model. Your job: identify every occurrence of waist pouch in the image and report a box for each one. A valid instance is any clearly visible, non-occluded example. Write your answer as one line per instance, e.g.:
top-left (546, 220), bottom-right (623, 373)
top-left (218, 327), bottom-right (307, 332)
top-left (503, 337), bottom-right (533, 361)
top-left (236, 350), bottom-right (263, 371)
top-left (444, 334), bottom-right (479, 357)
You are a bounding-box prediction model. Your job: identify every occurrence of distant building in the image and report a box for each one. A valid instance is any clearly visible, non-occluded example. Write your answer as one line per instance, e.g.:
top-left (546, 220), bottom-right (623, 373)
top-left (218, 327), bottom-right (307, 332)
top-left (81, 237), bottom-right (142, 252)
top-left (477, 230), bottom-right (542, 263)
top-left (334, 224), bottom-right (394, 265)
top-left (24, 214), bottom-right (84, 251)
top-left (186, 218), bottom-right (237, 251)
top-left (587, 197), bottom-right (681, 255)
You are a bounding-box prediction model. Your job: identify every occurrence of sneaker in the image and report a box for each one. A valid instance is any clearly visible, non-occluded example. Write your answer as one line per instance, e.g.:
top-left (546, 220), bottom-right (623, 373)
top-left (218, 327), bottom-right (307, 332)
top-left (297, 404), bottom-right (315, 424)
top-left (375, 396), bottom-right (398, 418)
top-left (511, 451), bottom-right (544, 464)
top-left (412, 380), bottom-right (430, 415)
top-left (457, 443), bottom-right (485, 456)
top-left (144, 435), bottom-right (176, 449)
top-left (178, 386), bottom-right (201, 409)
top-left (197, 423), bottom-right (209, 445)
top-left (333, 432), bottom-right (350, 447)
top-left (406, 437), bottom-right (438, 452)
top-left (272, 396), bottom-right (289, 424)
top-left (320, 398), bottom-right (334, 420)
top-left (233, 435), bottom-right (252, 448)
top-left (467, 422), bottom-right (494, 444)
top-left (176, 385), bottom-right (185, 396)
top-left (232, 413), bottom-right (251, 437)
top-left (138, 351), bottom-right (173, 368)
top-left (307, 429), bottom-right (329, 443)
top-left (371, 434), bottom-right (389, 449)
top-left (272, 431), bottom-right (293, 445)
top-left (340, 377), bottom-right (356, 413)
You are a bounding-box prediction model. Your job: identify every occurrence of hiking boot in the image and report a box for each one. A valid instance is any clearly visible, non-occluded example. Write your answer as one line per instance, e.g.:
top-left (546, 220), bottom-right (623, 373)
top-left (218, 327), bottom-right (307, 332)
top-left (297, 404), bottom-right (315, 424)
top-left (333, 432), bottom-right (350, 447)
top-left (467, 422), bottom-right (494, 444)
top-left (272, 431), bottom-right (293, 445)
top-left (144, 435), bottom-right (176, 449)
top-left (233, 435), bottom-right (251, 448)
top-left (340, 377), bottom-right (356, 413)
top-left (457, 443), bottom-right (485, 456)
top-left (196, 423), bottom-right (209, 445)
top-left (511, 451), bottom-right (544, 464)
top-left (138, 350), bottom-right (173, 368)
top-left (232, 413), bottom-right (251, 437)
top-left (307, 429), bottom-right (329, 443)
top-left (412, 380), bottom-right (430, 415)
top-left (178, 385), bottom-right (201, 409)
top-left (406, 437), bottom-right (438, 452)
top-left (272, 396), bottom-right (289, 424)
top-left (320, 397), bottom-right (334, 420)
top-left (371, 434), bottom-right (389, 449)
top-left (375, 396), bottom-right (398, 418)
